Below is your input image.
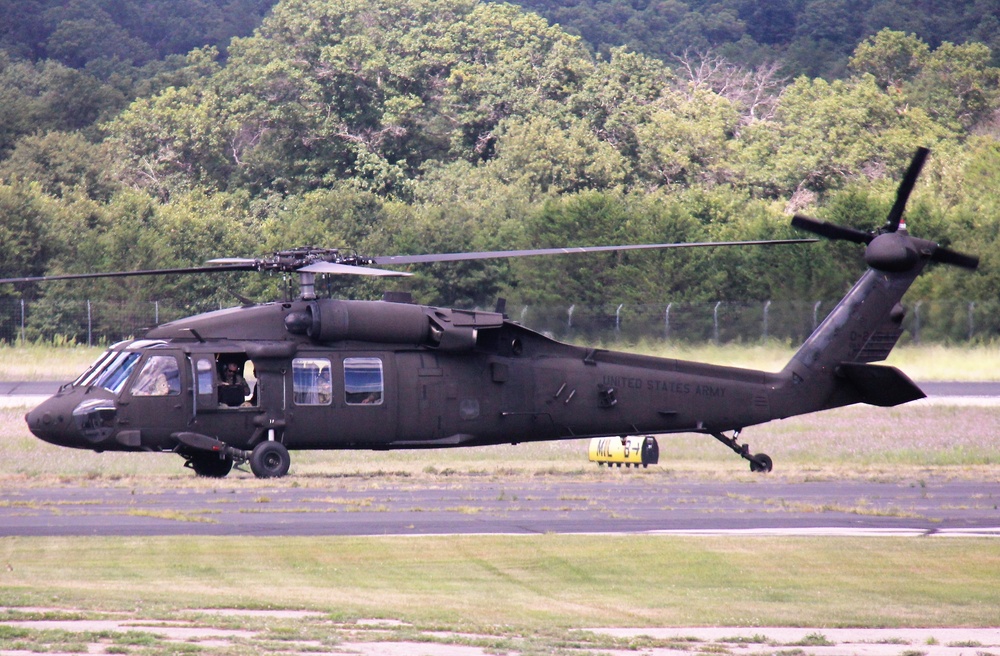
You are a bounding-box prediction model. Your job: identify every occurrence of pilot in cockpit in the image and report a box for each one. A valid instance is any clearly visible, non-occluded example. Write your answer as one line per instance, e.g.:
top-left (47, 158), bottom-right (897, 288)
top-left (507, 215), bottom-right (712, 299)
top-left (219, 361), bottom-right (251, 406)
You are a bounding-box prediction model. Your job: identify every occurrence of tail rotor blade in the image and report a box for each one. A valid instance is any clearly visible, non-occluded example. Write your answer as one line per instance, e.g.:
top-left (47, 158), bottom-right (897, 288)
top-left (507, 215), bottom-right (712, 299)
top-left (885, 147), bottom-right (930, 232)
top-left (932, 246), bottom-right (979, 270)
top-left (791, 215), bottom-right (873, 244)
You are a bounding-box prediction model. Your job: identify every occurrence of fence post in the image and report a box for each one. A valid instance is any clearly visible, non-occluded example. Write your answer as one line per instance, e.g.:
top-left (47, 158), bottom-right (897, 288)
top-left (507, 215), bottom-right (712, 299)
top-left (664, 303), bottom-right (672, 341)
top-left (913, 301), bottom-right (922, 344)
top-left (87, 300), bottom-right (92, 347)
top-left (763, 300), bottom-right (771, 341)
top-left (155, 300), bottom-right (159, 325)
top-left (19, 299), bottom-right (25, 344)
top-left (812, 301), bottom-right (821, 330)
top-left (969, 302), bottom-right (976, 342)
top-left (615, 303), bottom-right (623, 335)
top-left (567, 305), bottom-right (575, 330)
top-left (713, 301), bottom-right (721, 345)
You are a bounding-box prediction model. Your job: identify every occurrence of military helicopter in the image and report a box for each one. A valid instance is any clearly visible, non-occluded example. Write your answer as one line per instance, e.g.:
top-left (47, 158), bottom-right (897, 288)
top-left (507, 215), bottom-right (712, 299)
top-left (3, 148), bottom-right (977, 478)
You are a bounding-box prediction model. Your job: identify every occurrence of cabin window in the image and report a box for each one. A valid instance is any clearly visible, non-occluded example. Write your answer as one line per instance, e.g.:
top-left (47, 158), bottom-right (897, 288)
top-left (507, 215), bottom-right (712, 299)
top-left (292, 357), bottom-right (332, 406)
top-left (130, 355), bottom-right (181, 396)
top-left (344, 357), bottom-right (383, 405)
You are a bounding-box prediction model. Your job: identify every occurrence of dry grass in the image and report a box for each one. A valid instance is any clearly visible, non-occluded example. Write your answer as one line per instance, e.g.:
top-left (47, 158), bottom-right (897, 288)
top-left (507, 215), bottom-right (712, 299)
top-left (633, 341), bottom-right (1000, 380)
top-left (0, 344), bottom-right (101, 381)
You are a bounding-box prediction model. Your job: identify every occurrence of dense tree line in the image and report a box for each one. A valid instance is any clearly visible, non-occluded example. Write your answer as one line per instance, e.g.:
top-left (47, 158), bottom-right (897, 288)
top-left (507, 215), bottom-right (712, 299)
top-left (0, 0), bottom-right (998, 342)
top-left (517, 0), bottom-right (1000, 79)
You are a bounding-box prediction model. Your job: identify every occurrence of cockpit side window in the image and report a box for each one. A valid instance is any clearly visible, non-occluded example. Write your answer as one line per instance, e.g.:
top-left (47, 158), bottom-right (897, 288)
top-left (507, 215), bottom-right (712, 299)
top-left (131, 355), bottom-right (181, 396)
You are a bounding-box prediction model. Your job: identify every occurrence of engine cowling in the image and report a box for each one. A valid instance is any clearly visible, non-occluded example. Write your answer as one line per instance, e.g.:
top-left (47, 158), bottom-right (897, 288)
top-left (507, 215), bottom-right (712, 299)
top-left (284, 299), bottom-right (504, 351)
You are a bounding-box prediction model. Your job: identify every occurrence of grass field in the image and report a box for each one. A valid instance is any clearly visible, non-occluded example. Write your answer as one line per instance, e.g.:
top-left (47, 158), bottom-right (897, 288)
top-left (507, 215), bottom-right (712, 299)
top-left (1, 535), bottom-right (998, 654)
top-left (1, 344), bottom-right (998, 654)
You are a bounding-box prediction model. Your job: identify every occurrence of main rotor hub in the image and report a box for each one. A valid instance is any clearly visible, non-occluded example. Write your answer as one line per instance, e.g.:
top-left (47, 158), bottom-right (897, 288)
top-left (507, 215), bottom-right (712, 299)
top-left (265, 247), bottom-right (373, 273)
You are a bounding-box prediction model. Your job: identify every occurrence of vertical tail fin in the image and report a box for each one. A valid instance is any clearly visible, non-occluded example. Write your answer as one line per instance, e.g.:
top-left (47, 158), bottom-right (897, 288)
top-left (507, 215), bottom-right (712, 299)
top-left (773, 148), bottom-right (977, 418)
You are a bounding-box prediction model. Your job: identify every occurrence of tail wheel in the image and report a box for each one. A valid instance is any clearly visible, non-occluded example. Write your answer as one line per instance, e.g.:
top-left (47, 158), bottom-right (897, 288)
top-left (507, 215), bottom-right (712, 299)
top-left (250, 441), bottom-right (290, 478)
top-left (750, 453), bottom-right (773, 473)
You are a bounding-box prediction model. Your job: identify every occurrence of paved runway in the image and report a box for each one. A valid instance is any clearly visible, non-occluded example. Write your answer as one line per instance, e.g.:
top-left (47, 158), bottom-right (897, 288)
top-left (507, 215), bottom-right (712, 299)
top-left (2, 476), bottom-right (998, 537)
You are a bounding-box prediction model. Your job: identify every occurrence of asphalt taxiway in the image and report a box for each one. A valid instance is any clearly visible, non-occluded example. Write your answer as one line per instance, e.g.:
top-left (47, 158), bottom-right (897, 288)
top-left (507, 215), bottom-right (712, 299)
top-left (1, 476), bottom-right (998, 537)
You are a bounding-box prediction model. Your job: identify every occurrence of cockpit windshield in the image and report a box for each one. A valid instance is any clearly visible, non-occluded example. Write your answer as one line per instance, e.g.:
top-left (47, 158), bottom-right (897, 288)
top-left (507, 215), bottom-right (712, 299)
top-left (73, 350), bottom-right (118, 388)
top-left (75, 340), bottom-right (167, 394)
top-left (92, 352), bottom-right (142, 394)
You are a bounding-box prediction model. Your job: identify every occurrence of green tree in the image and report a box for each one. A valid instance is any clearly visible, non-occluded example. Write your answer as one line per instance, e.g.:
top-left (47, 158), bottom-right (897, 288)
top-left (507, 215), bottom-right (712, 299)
top-left (738, 74), bottom-right (941, 198)
top-left (0, 53), bottom-right (126, 158)
top-left (105, 84), bottom-right (235, 198)
top-left (0, 182), bottom-right (54, 283)
top-left (849, 29), bottom-right (930, 89)
top-left (0, 130), bottom-right (117, 200)
top-left (908, 40), bottom-right (1000, 132)
top-left (631, 86), bottom-right (740, 188)
top-left (852, 30), bottom-right (1000, 133)
top-left (106, 0), bottom-right (595, 197)
top-left (486, 115), bottom-right (629, 197)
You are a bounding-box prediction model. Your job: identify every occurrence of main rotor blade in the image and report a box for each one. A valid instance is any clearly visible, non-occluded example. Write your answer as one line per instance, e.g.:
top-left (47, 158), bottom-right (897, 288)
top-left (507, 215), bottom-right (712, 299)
top-left (791, 215), bottom-right (873, 244)
top-left (0, 239), bottom-right (815, 284)
top-left (0, 263), bottom-right (255, 284)
top-left (371, 239), bottom-right (817, 266)
top-left (206, 257), bottom-right (258, 265)
top-left (299, 262), bottom-right (412, 277)
top-left (885, 146), bottom-right (930, 232)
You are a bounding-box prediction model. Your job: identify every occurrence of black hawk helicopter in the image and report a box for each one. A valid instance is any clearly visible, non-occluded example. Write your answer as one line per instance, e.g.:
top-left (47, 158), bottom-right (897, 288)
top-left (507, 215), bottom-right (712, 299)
top-left (3, 148), bottom-right (977, 478)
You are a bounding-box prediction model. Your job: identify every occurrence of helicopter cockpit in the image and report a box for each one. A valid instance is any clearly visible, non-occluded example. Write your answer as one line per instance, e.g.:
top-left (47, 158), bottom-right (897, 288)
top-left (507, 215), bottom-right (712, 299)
top-left (26, 339), bottom-right (262, 454)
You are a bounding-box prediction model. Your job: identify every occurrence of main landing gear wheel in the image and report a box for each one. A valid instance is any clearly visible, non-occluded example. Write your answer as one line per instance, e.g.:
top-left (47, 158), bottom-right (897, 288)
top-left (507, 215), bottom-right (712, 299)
top-left (187, 452), bottom-right (234, 478)
top-left (250, 441), bottom-right (290, 478)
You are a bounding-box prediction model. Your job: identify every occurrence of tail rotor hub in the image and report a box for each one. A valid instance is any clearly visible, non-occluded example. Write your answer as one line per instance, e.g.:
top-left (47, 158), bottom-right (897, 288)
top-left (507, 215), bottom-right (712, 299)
top-left (791, 147), bottom-right (978, 272)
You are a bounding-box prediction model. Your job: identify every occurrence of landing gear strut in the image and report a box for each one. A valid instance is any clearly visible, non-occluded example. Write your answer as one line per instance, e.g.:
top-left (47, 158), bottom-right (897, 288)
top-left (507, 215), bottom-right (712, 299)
top-left (176, 431), bottom-right (291, 479)
top-left (710, 430), bottom-right (772, 473)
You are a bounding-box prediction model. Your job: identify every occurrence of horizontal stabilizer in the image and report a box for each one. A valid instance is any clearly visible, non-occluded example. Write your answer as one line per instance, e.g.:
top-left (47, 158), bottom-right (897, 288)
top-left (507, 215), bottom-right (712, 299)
top-left (837, 363), bottom-right (925, 407)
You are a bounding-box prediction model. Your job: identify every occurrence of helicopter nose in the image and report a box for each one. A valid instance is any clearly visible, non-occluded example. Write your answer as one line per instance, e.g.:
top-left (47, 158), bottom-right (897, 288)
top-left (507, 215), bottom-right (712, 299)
top-left (25, 398), bottom-right (77, 447)
top-left (26, 395), bottom-right (118, 450)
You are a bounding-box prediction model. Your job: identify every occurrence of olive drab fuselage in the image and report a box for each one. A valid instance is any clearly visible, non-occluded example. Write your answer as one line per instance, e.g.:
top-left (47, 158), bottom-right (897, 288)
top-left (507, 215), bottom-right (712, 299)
top-left (25, 297), bottom-right (792, 456)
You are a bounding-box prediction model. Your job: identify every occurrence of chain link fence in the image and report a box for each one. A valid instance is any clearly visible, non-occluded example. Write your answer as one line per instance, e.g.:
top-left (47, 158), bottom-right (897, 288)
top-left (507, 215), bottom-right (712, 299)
top-left (0, 297), bottom-right (997, 346)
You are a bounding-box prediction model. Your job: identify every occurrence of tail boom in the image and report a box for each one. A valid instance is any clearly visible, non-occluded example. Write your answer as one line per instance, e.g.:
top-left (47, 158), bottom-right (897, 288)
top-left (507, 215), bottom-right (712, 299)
top-left (770, 249), bottom-right (930, 419)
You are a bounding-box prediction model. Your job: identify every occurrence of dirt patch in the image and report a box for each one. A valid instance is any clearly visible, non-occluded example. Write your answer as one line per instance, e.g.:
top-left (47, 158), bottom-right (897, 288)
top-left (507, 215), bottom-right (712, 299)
top-left (2, 608), bottom-right (998, 656)
top-left (593, 627), bottom-right (1000, 656)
